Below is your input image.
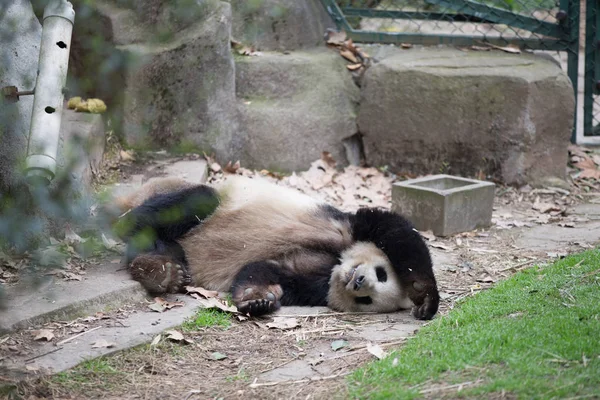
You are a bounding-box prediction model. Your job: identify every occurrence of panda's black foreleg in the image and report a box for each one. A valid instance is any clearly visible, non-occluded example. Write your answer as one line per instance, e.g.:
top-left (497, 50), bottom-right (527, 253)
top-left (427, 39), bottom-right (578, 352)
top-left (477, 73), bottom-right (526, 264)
top-left (231, 261), bottom-right (331, 317)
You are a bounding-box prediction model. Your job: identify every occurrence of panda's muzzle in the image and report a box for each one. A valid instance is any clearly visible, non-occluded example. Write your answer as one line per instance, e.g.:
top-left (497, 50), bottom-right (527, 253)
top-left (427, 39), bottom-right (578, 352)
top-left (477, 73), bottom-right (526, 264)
top-left (353, 274), bottom-right (365, 290)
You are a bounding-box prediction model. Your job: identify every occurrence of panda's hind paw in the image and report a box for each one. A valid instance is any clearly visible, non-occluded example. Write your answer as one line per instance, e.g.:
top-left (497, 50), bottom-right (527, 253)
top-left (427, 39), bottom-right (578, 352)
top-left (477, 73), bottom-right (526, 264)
top-left (129, 255), bottom-right (185, 294)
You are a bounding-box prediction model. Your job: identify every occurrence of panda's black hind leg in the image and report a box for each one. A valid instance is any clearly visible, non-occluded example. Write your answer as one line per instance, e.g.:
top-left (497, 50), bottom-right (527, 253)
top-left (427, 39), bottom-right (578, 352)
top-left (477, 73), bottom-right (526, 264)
top-left (230, 261), bottom-right (284, 316)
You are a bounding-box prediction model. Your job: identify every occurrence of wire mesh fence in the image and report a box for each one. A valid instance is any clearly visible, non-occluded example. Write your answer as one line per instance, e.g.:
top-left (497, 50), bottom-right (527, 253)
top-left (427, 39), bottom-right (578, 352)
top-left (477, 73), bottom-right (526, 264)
top-left (321, 0), bottom-right (587, 138)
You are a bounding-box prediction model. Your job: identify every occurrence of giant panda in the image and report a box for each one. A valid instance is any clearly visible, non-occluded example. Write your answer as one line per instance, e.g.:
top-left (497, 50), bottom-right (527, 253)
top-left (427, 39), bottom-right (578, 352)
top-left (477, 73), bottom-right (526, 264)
top-left (111, 175), bottom-right (440, 320)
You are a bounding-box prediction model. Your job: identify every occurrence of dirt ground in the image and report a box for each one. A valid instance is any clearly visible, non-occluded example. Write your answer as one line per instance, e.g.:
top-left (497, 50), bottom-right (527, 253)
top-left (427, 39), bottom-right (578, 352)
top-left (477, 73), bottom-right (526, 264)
top-left (3, 145), bottom-right (600, 399)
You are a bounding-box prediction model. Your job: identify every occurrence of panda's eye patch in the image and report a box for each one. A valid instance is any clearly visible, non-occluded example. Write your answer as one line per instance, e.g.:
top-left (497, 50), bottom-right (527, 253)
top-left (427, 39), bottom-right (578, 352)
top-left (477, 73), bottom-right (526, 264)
top-left (375, 266), bottom-right (387, 282)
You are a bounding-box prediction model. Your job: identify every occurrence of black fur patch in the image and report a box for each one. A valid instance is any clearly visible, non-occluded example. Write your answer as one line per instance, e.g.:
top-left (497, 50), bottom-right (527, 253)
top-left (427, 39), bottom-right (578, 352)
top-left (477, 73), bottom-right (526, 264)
top-left (231, 259), bottom-right (333, 310)
top-left (116, 185), bottom-right (220, 256)
top-left (375, 266), bottom-right (388, 282)
top-left (355, 296), bottom-right (373, 305)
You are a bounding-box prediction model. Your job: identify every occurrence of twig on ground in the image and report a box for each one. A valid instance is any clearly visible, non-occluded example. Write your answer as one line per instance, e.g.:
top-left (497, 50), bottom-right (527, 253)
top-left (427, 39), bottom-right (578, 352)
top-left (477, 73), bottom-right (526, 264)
top-left (24, 347), bottom-right (63, 363)
top-left (419, 379), bottom-right (483, 394)
top-left (249, 372), bottom-right (351, 388)
top-left (182, 389), bottom-right (202, 400)
top-left (258, 356), bottom-right (299, 374)
top-left (56, 326), bottom-right (102, 346)
top-left (498, 259), bottom-right (538, 272)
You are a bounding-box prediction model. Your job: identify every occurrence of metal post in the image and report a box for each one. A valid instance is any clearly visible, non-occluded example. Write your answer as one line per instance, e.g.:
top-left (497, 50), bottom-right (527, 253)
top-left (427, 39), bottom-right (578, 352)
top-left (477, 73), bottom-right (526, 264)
top-left (25, 0), bottom-right (75, 186)
top-left (565, 0), bottom-right (580, 142)
top-left (583, 0), bottom-right (598, 137)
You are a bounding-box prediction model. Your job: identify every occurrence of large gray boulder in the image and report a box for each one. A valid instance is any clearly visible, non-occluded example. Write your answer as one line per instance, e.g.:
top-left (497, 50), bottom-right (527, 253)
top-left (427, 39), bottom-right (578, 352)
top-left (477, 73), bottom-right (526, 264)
top-left (227, 0), bottom-right (334, 51)
top-left (0, 0), bottom-right (42, 191)
top-left (358, 47), bottom-right (575, 185)
top-left (121, 1), bottom-right (242, 161)
top-left (235, 49), bottom-right (360, 171)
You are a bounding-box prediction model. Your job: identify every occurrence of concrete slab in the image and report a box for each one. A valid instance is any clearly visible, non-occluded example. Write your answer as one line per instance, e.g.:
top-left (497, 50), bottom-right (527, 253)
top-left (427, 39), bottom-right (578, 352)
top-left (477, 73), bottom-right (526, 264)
top-left (568, 203), bottom-right (600, 218)
top-left (4, 293), bottom-right (203, 377)
top-left (0, 262), bottom-right (147, 334)
top-left (515, 221), bottom-right (600, 251)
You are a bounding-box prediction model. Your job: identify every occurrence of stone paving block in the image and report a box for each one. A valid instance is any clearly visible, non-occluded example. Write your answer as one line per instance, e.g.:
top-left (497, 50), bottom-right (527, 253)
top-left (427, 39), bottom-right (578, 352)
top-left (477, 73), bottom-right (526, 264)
top-left (392, 174), bottom-right (495, 237)
top-left (4, 293), bottom-right (202, 377)
top-left (0, 262), bottom-right (147, 334)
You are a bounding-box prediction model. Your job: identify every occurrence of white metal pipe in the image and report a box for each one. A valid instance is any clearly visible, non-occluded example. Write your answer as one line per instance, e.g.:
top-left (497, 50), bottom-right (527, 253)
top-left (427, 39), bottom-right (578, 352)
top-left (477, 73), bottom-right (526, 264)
top-left (25, 0), bottom-right (75, 186)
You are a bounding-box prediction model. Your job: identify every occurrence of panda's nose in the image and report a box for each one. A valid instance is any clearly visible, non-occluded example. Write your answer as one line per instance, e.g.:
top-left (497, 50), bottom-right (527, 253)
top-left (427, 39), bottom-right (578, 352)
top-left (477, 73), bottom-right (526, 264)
top-left (354, 275), bottom-right (365, 290)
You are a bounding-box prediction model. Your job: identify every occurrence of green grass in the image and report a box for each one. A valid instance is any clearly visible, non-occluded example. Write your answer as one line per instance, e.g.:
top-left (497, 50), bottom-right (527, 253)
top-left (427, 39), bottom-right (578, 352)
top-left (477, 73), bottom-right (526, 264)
top-left (51, 358), bottom-right (122, 389)
top-left (350, 250), bottom-right (600, 399)
top-left (182, 307), bottom-right (232, 330)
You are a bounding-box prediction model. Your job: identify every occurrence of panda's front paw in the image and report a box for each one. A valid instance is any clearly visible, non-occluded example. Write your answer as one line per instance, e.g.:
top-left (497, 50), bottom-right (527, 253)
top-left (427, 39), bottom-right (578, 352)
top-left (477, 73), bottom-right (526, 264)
top-left (233, 285), bottom-right (283, 316)
top-left (237, 298), bottom-right (279, 316)
top-left (411, 293), bottom-right (439, 321)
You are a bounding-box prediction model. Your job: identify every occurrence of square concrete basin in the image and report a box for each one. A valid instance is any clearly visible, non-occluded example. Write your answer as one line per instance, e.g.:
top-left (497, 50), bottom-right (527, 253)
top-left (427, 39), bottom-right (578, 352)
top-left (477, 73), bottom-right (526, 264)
top-left (392, 174), bottom-right (496, 236)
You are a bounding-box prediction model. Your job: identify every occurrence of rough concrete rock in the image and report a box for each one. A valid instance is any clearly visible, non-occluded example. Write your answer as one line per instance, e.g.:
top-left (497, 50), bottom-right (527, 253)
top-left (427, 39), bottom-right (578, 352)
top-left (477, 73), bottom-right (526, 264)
top-left (236, 49), bottom-right (360, 171)
top-left (103, 0), bottom-right (221, 40)
top-left (358, 47), bottom-right (575, 185)
top-left (228, 0), bottom-right (334, 51)
top-left (122, 2), bottom-right (241, 162)
top-left (57, 109), bottom-right (105, 189)
top-left (0, 0), bottom-right (42, 191)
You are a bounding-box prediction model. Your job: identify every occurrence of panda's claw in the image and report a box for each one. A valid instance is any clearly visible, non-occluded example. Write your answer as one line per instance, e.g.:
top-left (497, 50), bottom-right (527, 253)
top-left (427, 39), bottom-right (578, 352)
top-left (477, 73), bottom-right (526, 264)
top-left (237, 298), bottom-right (279, 316)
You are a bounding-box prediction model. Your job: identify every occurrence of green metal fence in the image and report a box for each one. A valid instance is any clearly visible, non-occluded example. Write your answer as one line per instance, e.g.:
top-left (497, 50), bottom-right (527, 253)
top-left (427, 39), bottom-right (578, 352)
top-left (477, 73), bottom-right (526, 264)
top-left (584, 0), bottom-right (599, 138)
top-left (320, 0), bottom-right (592, 141)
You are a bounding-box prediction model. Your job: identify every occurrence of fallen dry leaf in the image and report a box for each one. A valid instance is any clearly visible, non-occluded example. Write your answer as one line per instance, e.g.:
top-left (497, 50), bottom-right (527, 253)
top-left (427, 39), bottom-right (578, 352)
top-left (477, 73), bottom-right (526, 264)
top-left (346, 63), bottom-right (363, 71)
top-left (148, 297), bottom-right (185, 313)
top-left (210, 352), bottom-right (227, 360)
top-left (429, 242), bottom-right (452, 251)
top-left (400, 43), bottom-right (413, 49)
top-left (210, 162), bottom-right (222, 173)
top-left (325, 29), bottom-right (347, 46)
top-left (339, 49), bottom-right (358, 63)
top-left (119, 150), bottom-right (135, 162)
top-left (490, 43), bottom-right (521, 54)
top-left (150, 334), bottom-right (161, 346)
top-left (331, 339), bottom-right (348, 351)
top-left (343, 38), bottom-right (357, 53)
top-left (197, 297), bottom-right (238, 313)
top-left (185, 286), bottom-right (218, 299)
top-left (367, 342), bottom-right (388, 359)
top-left (265, 317), bottom-right (299, 330)
top-left (34, 329), bottom-right (54, 341)
top-left (223, 160), bottom-right (241, 174)
top-left (91, 339), bottom-right (116, 349)
top-left (165, 330), bottom-right (184, 342)
top-left (532, 197), bottom-right (562, 214)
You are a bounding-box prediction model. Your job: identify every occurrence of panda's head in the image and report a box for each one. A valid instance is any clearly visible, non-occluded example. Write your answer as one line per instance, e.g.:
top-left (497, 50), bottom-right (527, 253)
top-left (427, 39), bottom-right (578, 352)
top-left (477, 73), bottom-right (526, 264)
top-left (328, 242), bottom-right (413, 314)
top-left (328, 209), bottom-right (440, 320)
